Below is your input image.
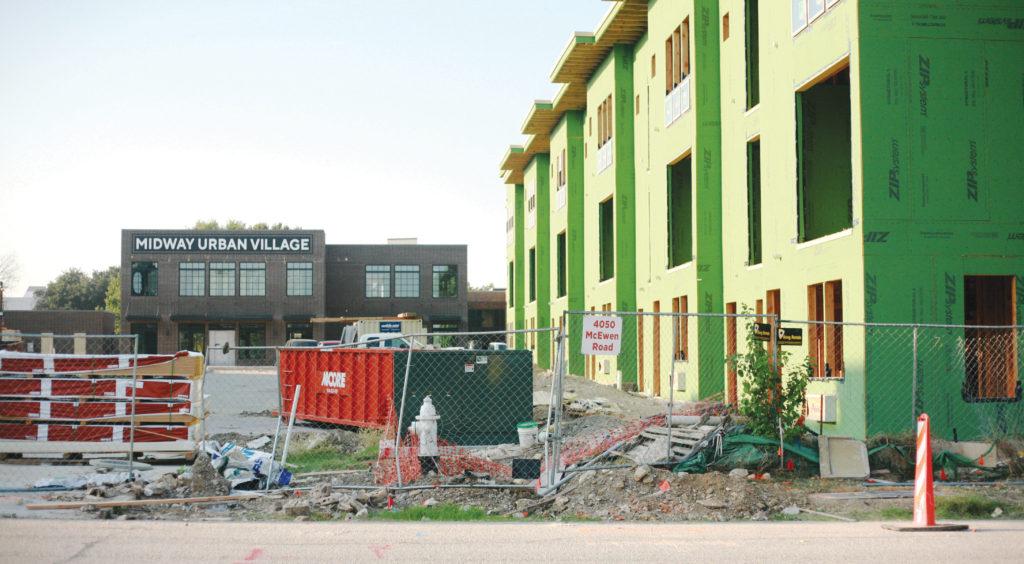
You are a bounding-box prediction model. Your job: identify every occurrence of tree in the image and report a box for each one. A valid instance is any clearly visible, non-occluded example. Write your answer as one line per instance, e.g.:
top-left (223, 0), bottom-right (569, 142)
top-left (191, 220), bottom-right (299, 230)
top-left (470, 283), bottom-right (496, 291)
top-left (35, 266), bottom-right (118, 311)
top-left (193, 219), bottom-right (221, 230)
top-left (0, 253), bottom-right (19, 289)
top-left (104, 275), bottom-right (121, 333)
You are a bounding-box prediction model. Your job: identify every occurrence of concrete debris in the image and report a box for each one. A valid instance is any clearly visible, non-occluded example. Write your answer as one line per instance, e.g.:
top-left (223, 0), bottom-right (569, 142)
top-left (781, 506), bottom-right (801, 516)
top-left (729, 468), bottom-right (749, 479)
top-left (284, 499), bottom-right (312, 517)
top-left (633, 465), bottom-right (652, 483)
top-left (992, 507), bottom-right (1003, 518)
top-left (566, 398), bottom-right (622, 417)
top-left (423, 497), bottom-right (439, 507)
top-left (189, 452), bottom-right (231, 497)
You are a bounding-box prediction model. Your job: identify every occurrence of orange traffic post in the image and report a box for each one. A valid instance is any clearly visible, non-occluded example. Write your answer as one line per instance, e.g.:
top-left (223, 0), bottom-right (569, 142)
top-left (883, 414), bottom-right (968, 532)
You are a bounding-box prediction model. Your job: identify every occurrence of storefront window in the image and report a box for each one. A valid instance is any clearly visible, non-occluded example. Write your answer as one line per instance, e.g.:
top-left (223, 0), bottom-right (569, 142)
top-left (131, 262), bottom-right (158, 296)
top-left (178, 323), bottom-right (205, 353)
top-left (131, 323), bottom-right (158, 354)
top-left (285, 322), bottom-right (312, 340)
top-left (209, 263), bottom-right (236, 296)
top-left (238, 323), bottom-right (267, 365)
top-left (287, 262), bottom-right (313, 296)
top-left (240, 263), bottom-right (266, 296)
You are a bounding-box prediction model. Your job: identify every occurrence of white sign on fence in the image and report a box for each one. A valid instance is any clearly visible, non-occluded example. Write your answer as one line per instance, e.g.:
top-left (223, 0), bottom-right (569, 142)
top-left (581, 315), bottom-right (622, 355)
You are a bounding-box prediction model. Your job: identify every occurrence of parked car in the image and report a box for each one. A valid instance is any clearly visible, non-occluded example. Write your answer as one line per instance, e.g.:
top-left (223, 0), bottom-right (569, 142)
top-left (356, 333), bottom-right (409, 349)
top-left (284, 338), bottom-right (319, 348)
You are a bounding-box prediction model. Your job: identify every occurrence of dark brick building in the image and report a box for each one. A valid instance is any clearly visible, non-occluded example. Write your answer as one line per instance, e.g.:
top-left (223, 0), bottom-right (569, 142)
top-left (121, 230), bottom-right (468, 360)
top-left (323, 244), bottom-right (468, 340)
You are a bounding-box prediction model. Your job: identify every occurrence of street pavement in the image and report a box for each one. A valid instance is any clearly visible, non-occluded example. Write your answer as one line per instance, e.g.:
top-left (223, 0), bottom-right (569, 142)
top-left (0, 518), bottom-right (1020, 563)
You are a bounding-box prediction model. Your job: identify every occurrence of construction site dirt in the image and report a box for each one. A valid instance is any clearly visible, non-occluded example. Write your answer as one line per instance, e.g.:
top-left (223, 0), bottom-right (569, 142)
top-left (3, 369), bottom-right (1023, 525)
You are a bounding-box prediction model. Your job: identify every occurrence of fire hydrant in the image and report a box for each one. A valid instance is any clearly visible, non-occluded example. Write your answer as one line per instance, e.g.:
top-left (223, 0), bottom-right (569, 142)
top-left (408, 396), bottom-right (440, 474)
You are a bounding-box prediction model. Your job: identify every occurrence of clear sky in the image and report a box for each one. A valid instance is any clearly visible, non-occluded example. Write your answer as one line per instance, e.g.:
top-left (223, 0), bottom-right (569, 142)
top-left (0, 0), bottom-right (610, 296)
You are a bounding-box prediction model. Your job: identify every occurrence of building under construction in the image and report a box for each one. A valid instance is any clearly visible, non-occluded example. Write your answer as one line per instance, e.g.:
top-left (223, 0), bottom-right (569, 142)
top-left (498, 0), bottom-right (1024, 439)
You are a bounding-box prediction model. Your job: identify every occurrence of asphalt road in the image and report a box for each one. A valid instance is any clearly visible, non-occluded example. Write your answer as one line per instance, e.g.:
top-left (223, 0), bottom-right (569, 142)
top-left (0, 519), bottom-right (1019, 563)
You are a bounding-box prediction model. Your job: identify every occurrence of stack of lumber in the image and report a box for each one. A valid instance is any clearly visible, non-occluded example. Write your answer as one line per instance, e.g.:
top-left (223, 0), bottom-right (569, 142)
top-left (0, 350), bottom-right (203, 456)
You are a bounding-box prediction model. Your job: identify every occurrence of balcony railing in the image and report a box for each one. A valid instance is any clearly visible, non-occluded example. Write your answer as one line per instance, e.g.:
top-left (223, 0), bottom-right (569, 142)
top-left (664, 75), bottom-right (691, 127)
top-left (596, 138), bottom-right (614, 174)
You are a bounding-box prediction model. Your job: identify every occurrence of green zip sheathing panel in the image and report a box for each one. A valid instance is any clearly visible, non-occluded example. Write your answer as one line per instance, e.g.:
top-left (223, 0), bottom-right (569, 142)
top-left (859, 0), bottom-right (1024, 440)
top-left (394, 349), bottom-right (533, 445)
top-left (566, 111), bottom-right (587, 377)
top-left (613, 43), bottom-right (639, 388)
top-left (528, 154), bottom-right (552, 369)
top-left (514, 184), bottom-right (526, 350)
top-left (694, 0), bottom-right (725, 400)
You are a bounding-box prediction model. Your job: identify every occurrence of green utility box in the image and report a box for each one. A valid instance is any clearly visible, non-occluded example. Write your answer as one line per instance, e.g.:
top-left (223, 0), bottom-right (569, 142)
top-left (394, 349), bottom-right (533, 445)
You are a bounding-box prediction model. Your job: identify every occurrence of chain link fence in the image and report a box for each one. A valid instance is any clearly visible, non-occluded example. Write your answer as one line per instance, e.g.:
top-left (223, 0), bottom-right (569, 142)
top-left (780, 320), bottom-right (1023, 442)
top-left (0, 331), bottom-right (204, 489)
top-left (195, 328), bottom-right (555, 491)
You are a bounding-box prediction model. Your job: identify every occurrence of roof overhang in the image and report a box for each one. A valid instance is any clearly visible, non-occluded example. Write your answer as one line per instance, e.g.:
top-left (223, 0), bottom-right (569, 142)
top-left (498, 1), bottom-right (648, 185)
top-left (520, 100), bottom-right (555, 136)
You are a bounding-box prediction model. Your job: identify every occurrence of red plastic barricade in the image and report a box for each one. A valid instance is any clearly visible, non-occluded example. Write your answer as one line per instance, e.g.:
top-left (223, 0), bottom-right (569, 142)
top-left (0, 378), bottom-right (193, 401)
top-left (278, 348), bottom-right (395, 428)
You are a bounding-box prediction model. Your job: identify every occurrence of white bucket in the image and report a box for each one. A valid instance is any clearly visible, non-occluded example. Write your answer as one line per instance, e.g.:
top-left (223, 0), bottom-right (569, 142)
top-left (517, 422), bottom-right (539, 447)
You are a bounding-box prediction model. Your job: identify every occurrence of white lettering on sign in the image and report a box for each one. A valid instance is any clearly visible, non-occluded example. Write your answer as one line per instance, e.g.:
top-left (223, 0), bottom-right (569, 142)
top-left (133, 235), bottom-right (312, 253)
top-left (321, 371), bottom-right (347, 394)
top-left (581, 315), bottom-right (622, 355)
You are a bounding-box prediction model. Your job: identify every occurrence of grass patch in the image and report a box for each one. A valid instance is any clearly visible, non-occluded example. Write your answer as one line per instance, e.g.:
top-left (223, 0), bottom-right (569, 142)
top-left (936, 494), bottom-right (999, 519)
top-left (287, 431), bottom-right (380, 474)
top-left (370, 503), bottom-right (509, 522)
top-left (878, 507), bottom-right (913, 520)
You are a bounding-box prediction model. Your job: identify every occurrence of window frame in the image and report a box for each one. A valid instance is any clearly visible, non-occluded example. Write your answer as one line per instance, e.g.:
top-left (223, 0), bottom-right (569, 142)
top-left (286, 262), bottom-right (313, 297)
top-left (239, 262), bottom-right (266, 297)
top-left (209, 262), bottom-right (236, 297)
top-left (432, 265), bottom-right (458, 299)
top-left (394, 265), bottom-right (420, 298)
top-left (178, 262), bottom-right (206, 297)
top-left (807, 279), bottom-right (844, 378)
top-left (130, 261), bottom-right (159, 297)
top-left (365, 265), bottom-right (392, 298)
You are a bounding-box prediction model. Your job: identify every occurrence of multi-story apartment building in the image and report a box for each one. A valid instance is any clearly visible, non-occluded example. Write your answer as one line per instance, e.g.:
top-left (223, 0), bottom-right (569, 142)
top-left (500, 0), bottom-right (1024, 439)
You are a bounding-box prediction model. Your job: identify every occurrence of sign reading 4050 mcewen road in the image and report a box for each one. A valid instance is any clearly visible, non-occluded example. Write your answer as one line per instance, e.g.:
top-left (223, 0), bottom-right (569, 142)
top-left (133, 234), bottom-right (312, 253)
top-left (582, 315), bottom-right (621, 355)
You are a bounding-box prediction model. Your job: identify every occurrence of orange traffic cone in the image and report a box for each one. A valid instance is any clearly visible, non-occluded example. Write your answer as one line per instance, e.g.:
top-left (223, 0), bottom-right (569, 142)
top-left (884, 414), bottom-right (968, 532)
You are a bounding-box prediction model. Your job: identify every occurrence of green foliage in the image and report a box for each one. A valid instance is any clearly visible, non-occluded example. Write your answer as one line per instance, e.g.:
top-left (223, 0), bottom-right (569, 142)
top-left (35, 266), bottom-right (118, 311)
top-left (371, 504), bottom-right (507, 522)
top-left (730, 319), bottom-right (811, 440)
top-left (104, 275), bottom-right (121, 333)
top-left (936, 494), bottom-right (1000, 518)
top-left (192, 220), bottom-right (299, 230)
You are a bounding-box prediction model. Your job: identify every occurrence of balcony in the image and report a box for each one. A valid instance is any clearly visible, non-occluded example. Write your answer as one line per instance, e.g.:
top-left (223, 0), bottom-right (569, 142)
top-left (664, 75), bottom-right (691, 127)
